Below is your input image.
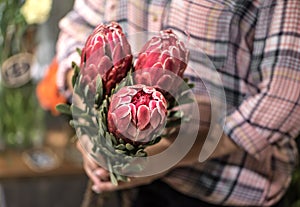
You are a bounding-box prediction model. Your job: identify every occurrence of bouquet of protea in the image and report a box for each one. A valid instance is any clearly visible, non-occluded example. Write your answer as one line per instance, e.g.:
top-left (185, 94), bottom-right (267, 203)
top-left (57, 22), bottom-right (193, 185)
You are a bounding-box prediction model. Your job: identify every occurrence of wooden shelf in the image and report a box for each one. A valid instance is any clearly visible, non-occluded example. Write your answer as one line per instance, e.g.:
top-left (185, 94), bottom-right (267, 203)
top-left (0, 113), bottom-right (86, 179)
top-left (0, 146), bottom-right (84, 179)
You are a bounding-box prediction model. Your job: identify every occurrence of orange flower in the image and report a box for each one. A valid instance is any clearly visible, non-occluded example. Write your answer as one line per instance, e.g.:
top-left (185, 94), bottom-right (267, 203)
top-left (36, 58), bottom-right (66, 116)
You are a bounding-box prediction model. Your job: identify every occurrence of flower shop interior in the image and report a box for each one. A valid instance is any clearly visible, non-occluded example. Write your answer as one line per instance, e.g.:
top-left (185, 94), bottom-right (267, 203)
top-left (0, 0), bottom-right (91, 206)
top-left (1, 0), bottom-right (300, 207)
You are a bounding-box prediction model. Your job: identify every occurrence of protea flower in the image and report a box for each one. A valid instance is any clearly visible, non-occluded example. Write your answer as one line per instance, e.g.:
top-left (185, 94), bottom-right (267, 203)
top-left (107, 85), bottom-right (167, 145)
top-left (80, 22), bottom-right (132, 95)
top-left (56, 24), bottom-right (193, 185)
top-left (134, 30), bottom-right (189, 92)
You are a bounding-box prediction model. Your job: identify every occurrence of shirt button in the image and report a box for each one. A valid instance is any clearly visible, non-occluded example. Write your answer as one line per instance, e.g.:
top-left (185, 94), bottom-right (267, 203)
top-left (110, 4), bottom-right (116, 10)
top-left (152, 14), bottom-right (158, 22)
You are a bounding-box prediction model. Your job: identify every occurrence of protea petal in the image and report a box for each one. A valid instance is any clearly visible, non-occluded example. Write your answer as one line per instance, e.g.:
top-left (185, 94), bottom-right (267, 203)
top-left (113, 105), bottom-right (131, 119)
top-left (134, 53), bottom-right (147, 70)
top-left (127, 122), bottom-right (137, 138)
top-left (98, 55), bottom-right (113, 74)
top-left (119, 96), bottom-right (132, 105)
top-left (156, 74), bottom-right (173, 91)
top-left (117, 114), bottom-right (131, 133)
top-left (157, 100), bottom-right (167, 118)
top-left (149, 100), bottom-right (157, 110)
top-left (143, 86), bottom-right (156, 94)
top-left (110, 96), bottom-right (121, 111)
top-left (121, 36), bottom-right (131, 55)
top-left (117, 87), bottom-right (132, 97)
top-left (134, 30), bottom-right (189, 94)
top-left (112, 42), bottom-right (124, 65)
top-left (150, 108), bottom-right (161, 129)
top-left (144, 52), bottom-right (161, 68)
top-left (135, 71), bottom-right (151, 86)
top-left (136, 128), bottom-right (153, 143)
top-left (137, 105), bottom-right (150, 130)
top-left (107, 85), bottom-right (167, 145)
top-left (129, 103), bottom-right (137, 125)
top-left (80, 22), bottom-right (132, 97)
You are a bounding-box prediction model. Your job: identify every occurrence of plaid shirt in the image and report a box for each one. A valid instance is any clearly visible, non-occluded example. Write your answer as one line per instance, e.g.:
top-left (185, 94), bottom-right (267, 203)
top-left (56, 0), bottom-right (300, 206)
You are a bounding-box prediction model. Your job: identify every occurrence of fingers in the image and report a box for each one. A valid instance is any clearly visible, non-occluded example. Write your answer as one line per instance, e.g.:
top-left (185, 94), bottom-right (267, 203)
top-left (76, 141), bottom-right (110, 192)
top-left (92, 180), bottom-right (116, 193)
top-left (66, 69), bottom-right (74, 92)
top-left (76, 141), bottom-right (156, 193)
top-left (76, 140), bottom-right (86, 154)
top-left (77, 141), bottom-right (99, 179)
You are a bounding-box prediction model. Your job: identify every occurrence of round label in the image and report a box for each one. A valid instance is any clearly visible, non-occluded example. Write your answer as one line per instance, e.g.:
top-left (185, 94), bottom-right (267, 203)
top-left (1, 53), bottom-right (34, 88)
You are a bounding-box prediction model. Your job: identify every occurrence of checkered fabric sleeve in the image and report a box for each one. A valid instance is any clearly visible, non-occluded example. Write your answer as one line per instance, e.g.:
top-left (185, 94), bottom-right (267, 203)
top-left (54, 0), bottom-right (300, 206)
top-left (56, 0), bottom-right (105, 98)
top-left (223, 0), bottom-right (300, 158)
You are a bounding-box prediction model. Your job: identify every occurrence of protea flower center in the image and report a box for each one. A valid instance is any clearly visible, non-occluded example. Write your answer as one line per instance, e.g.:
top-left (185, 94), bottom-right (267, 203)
top-left (107, 85), bottom-right (168, 145)
top-left (131, 91), bottom-right (151, 108)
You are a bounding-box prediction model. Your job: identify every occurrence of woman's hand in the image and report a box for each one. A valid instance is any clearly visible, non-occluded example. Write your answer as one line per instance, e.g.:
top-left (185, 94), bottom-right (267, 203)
top-left (76, 138), bottom-right (171, 193)
top-left (76, 141), bottom-right (110, 193)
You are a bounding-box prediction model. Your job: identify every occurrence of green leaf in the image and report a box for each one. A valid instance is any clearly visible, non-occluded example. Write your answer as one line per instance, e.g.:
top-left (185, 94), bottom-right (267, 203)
top-left (168, 110), bottom-right (183, 119)
top-left (125, 143), bottom-right (134, 151)
top-left (188, 83), bottom-right (195, 89)
top-left (115, 174), bottom-right (130, 182)
top-left (84, 85), bottom-right (89, 98)
top-left (125, 69), bottom-right (133, 86)
top-left (76, 47), bottom-right (82, 56)
top-left (147, 136), bottom-right (161, 145)
top-left (94, 75), bottom-right (103, 107)
top-left (110, 133), bottom-right (117, 145)
top-left (96, 75), bottom-right (102, 94)
top-left (135, 149), bottom-right (147, 157)
top-left (107, 161), bottom-right (118, 186)
top-left (71, 61), bottom-right (81, 88)
top-left (72, 61), bottom-right (80, 72)
top-left (165, 118), bottom-right (182, 128)
top-left (115, 144), bottom-right (126, 150)
top-left (183, 77), bottom-right (189, 83)
top-left (91, 145), bottom-right (98, 153)
top-left (98, 122), bottom-right (105, 136)
top-left (105, 131), bottom-right (113, 147)
top-left (115, 149), bottom-right (127, 154)
top-left (94, 93), bottom-right (100, 108)
top-left (70, 104), bottom-right (86, 115)
top-left (56, 104), bottom-right (72, 115)
top-left (110, 173), bottom-right (119, 186)
top-left (114, 80), bottom-right (126, 93)
top-left (73, 75), bottom-right (84, 97)
top-left (69, 120), bottom-right (75, 128)
top-left (72, 75), bottom-right (77, 89)
top-left (122, 163), bottom-right (144, 174)
top-left (80, 126), bottom-right (98, 138)
top-left (178, 97), bottom-right (194, 105)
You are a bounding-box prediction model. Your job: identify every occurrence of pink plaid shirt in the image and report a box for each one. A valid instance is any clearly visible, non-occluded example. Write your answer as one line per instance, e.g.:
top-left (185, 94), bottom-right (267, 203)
top-left (56, 0), bottom-right (300, 206)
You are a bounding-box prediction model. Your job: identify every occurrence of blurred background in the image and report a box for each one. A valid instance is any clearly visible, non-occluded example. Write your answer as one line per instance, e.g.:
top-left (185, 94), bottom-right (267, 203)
top-left (0, 0), bottom-right (299, 207)
top-left (0, 0), bottom-right (89, 207)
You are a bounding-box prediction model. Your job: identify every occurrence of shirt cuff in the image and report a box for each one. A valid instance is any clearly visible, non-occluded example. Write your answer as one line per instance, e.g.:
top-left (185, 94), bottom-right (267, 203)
top-left (223, 109), bottom-right (270, 159)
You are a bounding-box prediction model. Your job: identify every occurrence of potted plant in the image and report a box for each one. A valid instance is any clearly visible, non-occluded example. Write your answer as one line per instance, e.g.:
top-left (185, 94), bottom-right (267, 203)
top-left (0, 0), bottom-right (52, 149)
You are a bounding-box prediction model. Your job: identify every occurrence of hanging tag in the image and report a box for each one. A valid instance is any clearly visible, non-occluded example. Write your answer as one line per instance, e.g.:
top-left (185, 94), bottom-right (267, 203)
top-left (1, 53), bottom-right (34, 88)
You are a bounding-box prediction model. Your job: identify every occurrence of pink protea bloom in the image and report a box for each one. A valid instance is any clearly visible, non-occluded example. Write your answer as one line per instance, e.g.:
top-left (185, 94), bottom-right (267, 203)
top-left (80, 22), bottom-right (132, 95)
top-left (134, 29), bottom-right (189, 92)
top-left (107, 85), bottom-right (168, 145)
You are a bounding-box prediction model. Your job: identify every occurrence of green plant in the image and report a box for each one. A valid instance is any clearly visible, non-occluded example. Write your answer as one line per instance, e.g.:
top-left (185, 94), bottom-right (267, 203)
top-left (0, 0), bottom-right (54, 149)
top-left (0, 0), bottom-right (29, 65)
top-left (0, 80), bottom-right (45, 149)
